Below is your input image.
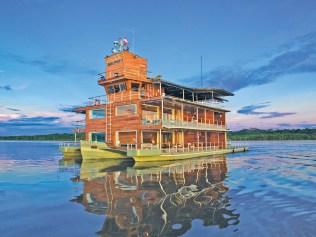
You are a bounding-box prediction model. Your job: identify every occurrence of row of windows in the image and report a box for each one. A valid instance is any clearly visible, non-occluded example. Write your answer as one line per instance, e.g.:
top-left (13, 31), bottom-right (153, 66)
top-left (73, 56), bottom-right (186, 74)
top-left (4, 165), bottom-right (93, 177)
top-left (89, 104), bottom-right (137, 119)
top-left (107, 83), bottom-right (127, 94)
top-left (89, 106), bottom-right (223, 120)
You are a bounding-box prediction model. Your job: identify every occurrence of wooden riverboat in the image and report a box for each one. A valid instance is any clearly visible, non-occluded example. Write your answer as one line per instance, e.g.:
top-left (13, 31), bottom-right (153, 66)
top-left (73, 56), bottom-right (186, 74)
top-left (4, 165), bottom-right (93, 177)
top-left (74, 38), bottom-right (247, 161)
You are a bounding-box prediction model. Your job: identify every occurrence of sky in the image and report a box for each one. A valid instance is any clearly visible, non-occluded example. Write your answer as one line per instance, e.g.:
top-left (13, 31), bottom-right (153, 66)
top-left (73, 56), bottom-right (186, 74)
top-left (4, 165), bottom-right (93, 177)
top-left (0, 0), bottom-right (316, 135)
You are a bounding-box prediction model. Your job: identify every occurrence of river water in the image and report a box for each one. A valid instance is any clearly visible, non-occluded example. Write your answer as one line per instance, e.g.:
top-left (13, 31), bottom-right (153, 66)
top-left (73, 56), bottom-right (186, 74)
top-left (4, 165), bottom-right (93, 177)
top-left (0, 141), bottom-right (315, 237)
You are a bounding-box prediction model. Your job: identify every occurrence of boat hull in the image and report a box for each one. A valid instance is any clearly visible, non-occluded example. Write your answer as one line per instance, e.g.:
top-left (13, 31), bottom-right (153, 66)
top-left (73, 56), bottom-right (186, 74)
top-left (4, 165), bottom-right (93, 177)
top-left (129, 147), bottom-right (248, 162)
top-left (80, 141), bottom-right (129, 160)
top-left (59, 146), bottom-right (82, 159)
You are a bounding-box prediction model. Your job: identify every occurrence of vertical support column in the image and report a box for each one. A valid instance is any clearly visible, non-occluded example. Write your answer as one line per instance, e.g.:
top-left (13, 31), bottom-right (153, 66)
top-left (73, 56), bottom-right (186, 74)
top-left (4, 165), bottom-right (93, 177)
top-left (217, 132), bottom-right (220, 149)
top-left (182, 89), bottom-right (185, 100)
top-left (159, 129), bottom-right (162, 150)
top-left (181, 103), bottom-right (184, 122)
top-left (196, 107), bottom-right (199, 124)
top-left (204, 108), bottom-right (206, 124)
top-left (197, 130), bottom-right (199, 150)
top-left (224, 132), bottom-right (227, 149)
top-left (161, 98), bottom-right (164, 122)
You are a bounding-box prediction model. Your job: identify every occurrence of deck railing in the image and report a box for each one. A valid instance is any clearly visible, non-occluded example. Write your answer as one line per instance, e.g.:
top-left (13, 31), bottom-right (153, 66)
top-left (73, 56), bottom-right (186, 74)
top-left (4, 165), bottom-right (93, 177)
top-left (59, 142), bottom-right (81, 148)
top-left (162, 119), bottom-right (226, 130)
top-left (126, 142), bottom-right (234, 153)
top-left (141, 116), bottom-right (226, 130)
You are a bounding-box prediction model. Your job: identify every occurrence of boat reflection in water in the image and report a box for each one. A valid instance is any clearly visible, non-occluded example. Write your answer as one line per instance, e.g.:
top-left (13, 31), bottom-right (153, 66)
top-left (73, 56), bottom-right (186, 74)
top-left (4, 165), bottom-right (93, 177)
top-left (73, 156), bottom-right (239, 236)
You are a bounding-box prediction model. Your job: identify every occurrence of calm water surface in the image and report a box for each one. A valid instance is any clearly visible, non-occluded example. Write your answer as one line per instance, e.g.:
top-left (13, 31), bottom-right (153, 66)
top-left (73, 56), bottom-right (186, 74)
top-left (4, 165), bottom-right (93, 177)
top-left (0, 141), bottom-right (315, 237)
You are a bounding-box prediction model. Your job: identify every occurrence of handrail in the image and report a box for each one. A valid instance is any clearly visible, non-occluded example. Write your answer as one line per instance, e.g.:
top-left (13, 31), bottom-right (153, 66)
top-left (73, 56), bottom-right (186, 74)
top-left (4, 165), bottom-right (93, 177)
top-left (162, 119), bottom-right (226, 130)
top-left (126, 142), bottom-right (247, 153)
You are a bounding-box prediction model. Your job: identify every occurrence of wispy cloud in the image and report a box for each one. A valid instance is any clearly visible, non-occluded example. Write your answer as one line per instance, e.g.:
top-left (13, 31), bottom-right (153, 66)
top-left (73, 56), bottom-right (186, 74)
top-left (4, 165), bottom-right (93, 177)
top-left (6, 107), bottom-right (20, 112)
top-left (0, 85), bottom-right (12, 91)
top-left (237, 102), bottom-right (296, 119)
top-left (183, 31), bottom-right (316, 91)
top-left (0, 51), bottom-right (98, 75)
top-left (0, 114), bottom-right (72, 135)
top-left (278, 122), bottom-right (316, 129)
top-left (58, 105), bottom-right (79, 113)
top-left (0, 116), bottom-right (61, 127)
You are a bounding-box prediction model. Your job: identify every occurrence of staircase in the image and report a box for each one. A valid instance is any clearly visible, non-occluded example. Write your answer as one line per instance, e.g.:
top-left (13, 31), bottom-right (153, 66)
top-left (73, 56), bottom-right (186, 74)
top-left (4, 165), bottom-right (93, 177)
top-left (105, 103), bottom-right (112, 143)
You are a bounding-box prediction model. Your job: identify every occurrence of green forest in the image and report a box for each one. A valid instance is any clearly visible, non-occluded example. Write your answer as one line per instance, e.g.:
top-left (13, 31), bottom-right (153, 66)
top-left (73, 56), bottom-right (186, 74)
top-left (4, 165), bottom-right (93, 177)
top-left (0, 133), bottom-right (85, 141)
top-left (0, 129), bottom-right (315, 141)
top-left (228, 128), bottom-right (316, 140)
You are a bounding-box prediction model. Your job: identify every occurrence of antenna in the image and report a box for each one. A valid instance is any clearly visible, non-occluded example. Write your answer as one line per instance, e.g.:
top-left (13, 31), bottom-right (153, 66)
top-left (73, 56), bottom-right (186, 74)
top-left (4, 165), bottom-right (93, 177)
top-left (200, 56), bottom-right (203, 87)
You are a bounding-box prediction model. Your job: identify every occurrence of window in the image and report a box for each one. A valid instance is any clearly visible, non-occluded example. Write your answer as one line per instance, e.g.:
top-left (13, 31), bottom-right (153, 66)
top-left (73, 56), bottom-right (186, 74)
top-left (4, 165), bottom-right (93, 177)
top-left (90, 109), bottom-right (105, 119)
top-left (108, 83), bottom-right (127, 94)
top-left (131, 83), bottom-right (140, 92)
top-left (114, 84), bottom-right (120, 93)
top-left (108, 85), bottom-right (115, 94)
top-left (116, 104), bottom-right (137, 116)
top-left (90, 132), bottom-right (105, 142)
top-left (119, 83), bottom-right (127, 91)
top-left (214, 112), bottom-right (223, 119)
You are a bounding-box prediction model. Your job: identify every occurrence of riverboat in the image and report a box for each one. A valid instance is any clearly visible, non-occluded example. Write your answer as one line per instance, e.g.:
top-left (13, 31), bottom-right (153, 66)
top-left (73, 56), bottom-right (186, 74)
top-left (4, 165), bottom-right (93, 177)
top-left (61, 38), bottom-right (248, 161)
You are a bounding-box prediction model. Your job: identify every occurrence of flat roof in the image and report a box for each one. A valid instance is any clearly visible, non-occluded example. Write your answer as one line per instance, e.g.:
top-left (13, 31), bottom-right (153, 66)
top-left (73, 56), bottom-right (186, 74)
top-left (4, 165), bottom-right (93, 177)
top-left (151, 78), bottom-right (233, 101)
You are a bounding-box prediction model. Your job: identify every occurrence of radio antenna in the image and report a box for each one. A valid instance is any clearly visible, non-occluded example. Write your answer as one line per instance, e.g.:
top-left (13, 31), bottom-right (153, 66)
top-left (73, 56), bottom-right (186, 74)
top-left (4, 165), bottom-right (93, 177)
top-left (200, 56), bottom-right (203, 87)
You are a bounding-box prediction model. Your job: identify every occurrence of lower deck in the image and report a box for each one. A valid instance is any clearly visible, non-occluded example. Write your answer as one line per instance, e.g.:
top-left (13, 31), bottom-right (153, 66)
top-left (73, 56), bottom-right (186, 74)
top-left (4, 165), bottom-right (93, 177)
top-left (88, 129), bottom-right (227, 150)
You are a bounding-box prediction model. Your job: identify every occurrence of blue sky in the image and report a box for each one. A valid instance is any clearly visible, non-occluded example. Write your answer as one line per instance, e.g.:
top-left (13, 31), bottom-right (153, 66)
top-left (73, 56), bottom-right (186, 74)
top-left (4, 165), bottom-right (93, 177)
top-left (1, 0), bottom-right (316, 135)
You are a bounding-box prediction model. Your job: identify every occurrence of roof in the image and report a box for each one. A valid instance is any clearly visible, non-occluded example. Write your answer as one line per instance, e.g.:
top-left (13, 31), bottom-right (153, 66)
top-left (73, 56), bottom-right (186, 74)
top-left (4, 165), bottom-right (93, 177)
top-left (151, 78), bottom-right (233, 102)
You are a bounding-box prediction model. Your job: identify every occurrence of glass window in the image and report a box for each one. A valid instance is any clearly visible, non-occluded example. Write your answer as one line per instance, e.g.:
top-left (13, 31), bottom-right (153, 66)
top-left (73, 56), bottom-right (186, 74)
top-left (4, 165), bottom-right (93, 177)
top-left (116, 104), bottom-right (137, 116)
top-left (131, 83), bottom-right (140, 91)
top-left (90, 132), bottom-right (105, 142)
top-left (119, 83), bottom-right (127, 91)
top-left (108, 86), bottom-right (115, 94)
top-left (114, 84), bottom-right (120, 93)
top-left (90, 109), bottom-right (105, 119)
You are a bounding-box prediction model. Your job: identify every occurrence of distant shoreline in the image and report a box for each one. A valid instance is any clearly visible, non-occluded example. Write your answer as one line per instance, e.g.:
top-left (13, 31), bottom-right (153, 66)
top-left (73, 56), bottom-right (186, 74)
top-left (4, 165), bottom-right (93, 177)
top-left (0, 129), bottom-right (315, 141)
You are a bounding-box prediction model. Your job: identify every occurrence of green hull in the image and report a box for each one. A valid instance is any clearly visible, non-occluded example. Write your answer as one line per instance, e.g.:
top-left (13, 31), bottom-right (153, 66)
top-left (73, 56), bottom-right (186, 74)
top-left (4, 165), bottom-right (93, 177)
top-left (128, 147), bottom-right (248, 162)
top-left (59, 146), bottom-right (82, 159)
top-left (80, 140), bottom-right (129, 160)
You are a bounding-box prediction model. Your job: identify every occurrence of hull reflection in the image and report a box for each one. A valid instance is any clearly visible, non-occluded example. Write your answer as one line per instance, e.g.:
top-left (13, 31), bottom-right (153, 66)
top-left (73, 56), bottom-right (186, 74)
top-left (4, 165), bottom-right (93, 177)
top-left (74, 156), bottom-right (239, 236)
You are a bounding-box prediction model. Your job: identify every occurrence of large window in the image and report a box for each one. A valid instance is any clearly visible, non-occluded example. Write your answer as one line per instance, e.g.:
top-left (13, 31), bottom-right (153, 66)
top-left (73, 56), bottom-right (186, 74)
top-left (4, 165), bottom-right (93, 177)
top-left (116, 104), bottom-right (137, 116)
top-left (90, 132), bottom-right (105, 142)
top-left (90, 109), bottom-right (105, 119)
top-left (107, 82), bottom-right (127, 94)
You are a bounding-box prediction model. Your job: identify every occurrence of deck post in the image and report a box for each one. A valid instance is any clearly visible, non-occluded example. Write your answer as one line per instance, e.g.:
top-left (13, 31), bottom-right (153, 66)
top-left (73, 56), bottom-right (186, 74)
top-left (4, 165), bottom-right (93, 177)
top-left (159, 129), bottom-right (162, 150)
top-left (196, 107), bottom-right (199, 125)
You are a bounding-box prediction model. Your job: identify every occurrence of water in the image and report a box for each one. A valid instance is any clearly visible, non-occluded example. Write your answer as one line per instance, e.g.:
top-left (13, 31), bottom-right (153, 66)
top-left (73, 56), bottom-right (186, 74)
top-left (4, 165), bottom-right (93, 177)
top-left (0, 141), bottom-right (316, 237)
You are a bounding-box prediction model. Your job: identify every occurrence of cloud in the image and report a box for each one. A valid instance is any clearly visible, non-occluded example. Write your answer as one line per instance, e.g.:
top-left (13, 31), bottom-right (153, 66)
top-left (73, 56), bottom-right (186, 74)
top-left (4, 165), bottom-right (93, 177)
top-left (183, 31), bottom-right (316, 91)
top-left (237, 102), bottom-right (296, 119)
top-left (6, 107), bottom-right (20, 112)
top-left (0, 51), bottom-right (98, 75)
top-left (0, 85), bottom-right (12, 91)
top-left (236, 102), bottom-right (270, 115)
top-left (0, 116), bottom-right (61, 127)
top-left (278, 122), bottom-right (316, 129)
top-left (0, 115), bottom-right (73, 135)
top-left (58, 105), bottom-right (79, 113)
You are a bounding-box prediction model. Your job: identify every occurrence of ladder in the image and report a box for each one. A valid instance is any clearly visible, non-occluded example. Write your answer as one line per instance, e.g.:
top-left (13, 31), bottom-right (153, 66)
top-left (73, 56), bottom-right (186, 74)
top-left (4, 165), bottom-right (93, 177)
top-left (105, 103), bottom-right (112, 143)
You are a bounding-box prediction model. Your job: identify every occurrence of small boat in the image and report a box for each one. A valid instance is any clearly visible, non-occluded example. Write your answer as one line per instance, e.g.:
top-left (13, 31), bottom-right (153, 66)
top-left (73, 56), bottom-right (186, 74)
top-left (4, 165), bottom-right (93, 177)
top-left (80, 140), bottom-right (129, 160)
top-left (59, 142), bottom-right (81, 159)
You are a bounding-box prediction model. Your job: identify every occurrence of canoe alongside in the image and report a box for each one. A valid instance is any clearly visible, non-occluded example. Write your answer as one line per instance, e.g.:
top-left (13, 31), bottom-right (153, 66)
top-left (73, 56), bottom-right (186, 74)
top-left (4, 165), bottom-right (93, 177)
top-left (80, 141), bottom-right (129, 160)
top-left (59, 143), bottom-right (81, 159)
